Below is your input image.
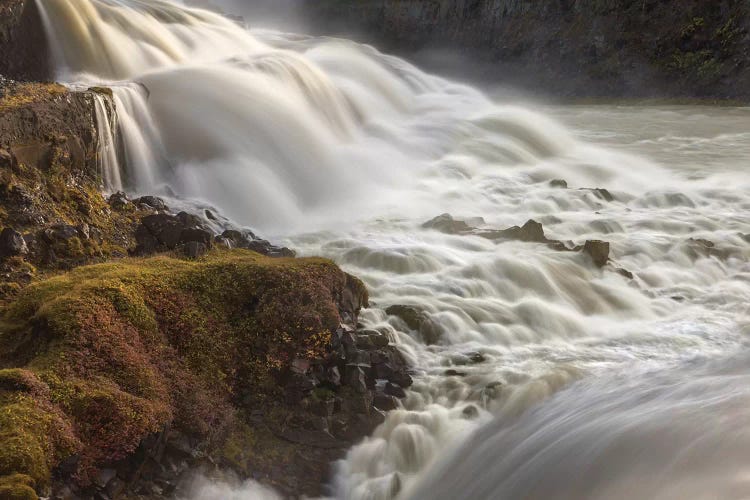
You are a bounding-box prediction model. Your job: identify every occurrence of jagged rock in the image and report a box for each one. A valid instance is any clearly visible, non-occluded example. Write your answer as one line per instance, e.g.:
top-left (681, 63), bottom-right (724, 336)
top-left (373, 393), bottom-right (399, 411)
top-left (419, 317), bottom-right (445, 345)
top-left (479, 219), bottom-right (548, 243)
top-left (583, 239), bottom-right (610, 267)
top-left (108, 191), bottom-right (131, 211)
top-left (176, 211), bottom-right (203, 229)
top-left (346, 366), bottom-right (368, 393)
top-left (385, 382), bottom-right (407, 399)
top-left (422, 213), bottom-right (476, 234)
top-left (550, 179), bottom-right (568, 188)
top-left (386, 304), bottom-right (428, 331)
top-left (135, 195), bottom-right (168, 211)
top-left (0, 228), bottom-right (28, 258)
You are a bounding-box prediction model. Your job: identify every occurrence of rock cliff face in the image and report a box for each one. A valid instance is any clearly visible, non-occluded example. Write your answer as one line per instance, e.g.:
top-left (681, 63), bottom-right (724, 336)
top-left (308, 0), bottom-right (750, 100)
top-left (0, 0), bottom-right (50, 81)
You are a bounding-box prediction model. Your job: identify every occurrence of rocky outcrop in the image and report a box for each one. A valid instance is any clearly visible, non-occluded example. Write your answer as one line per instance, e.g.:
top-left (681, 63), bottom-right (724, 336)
top-left (0, 249), bottom-right (411, 499)
top-left (307, 0), bottom-right (750, 101)
top-left (423, 214), bottom-right (615, 270)
top-left (0, 0), bottom-right (50, 81)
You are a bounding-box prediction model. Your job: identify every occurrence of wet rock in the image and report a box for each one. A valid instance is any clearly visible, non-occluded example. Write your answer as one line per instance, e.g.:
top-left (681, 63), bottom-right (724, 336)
top-left (479, 219), bottom-right (548, 243)
top-left (386, 304), bottom-right (428, 331)
top-left (0, 228), bottom-right (28, 258)
top-left (107, 191), bottom-right (131, 211)
top-left (176, 211), bottom-right (203, 229)
top-left (135, 195), bottom-right (168, 211)
top-left (462, 405), bottom-right (480, 419)
top-left (373, 393), bottom-right (399, 411)
top-left (615, 267), bottom-right (634, 279)
top-left (591, 188), bottom-right (615, 202)
top-left (346, 366), bottom-right (368, 393)
top-left (388, 370), bottom-right (413, 389)
top-left (550, 179), bottom-right (568, 188)
top-left (385, 382), bottom-right (407, 399)
top-left (422, 213), bottom-right (477, 234)
top-left (583, 239), bottom-right (610, 267)
top-left (445, 369), bottom-right (467, 377)
top-left (419, 317), bottom-right (445, 345)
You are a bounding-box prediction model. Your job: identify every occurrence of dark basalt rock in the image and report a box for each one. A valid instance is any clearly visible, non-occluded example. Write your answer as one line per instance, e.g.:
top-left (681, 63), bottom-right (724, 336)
top-left (386, 304), bottom-right (428, 331)
top-left (135, 195), bottom-right (168, 211)
top-left (423, 213), bottom-right (477, 234)
top-left (550, 179), bottom-right (568, 188)
top-left (478, 219), bottom-right (548, 243)
top-left (583, 239), bottom-right (610, 267)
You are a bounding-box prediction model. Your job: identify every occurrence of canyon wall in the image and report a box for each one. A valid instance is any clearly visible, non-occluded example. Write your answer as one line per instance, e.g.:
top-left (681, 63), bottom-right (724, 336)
top-left (307, 0), bottom-right (750, 100)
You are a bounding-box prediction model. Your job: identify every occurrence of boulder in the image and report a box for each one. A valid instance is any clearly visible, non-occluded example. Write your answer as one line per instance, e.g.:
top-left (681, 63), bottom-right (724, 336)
top-left (108, 191), bottom-right (131, 211)
top-left (140, 214), bottom-right (184, 249)
top-left (0, 228), bottom-right (28, 258)
top-left (373, 393), bottom-right (399, 411)
top-left (479, 219), bottom-right (548, 243)
top-left (135, 195), bottom-right (168, 211)
top-left (583, 239), bottom-right (610, 267)
top-left (385, 304), bottom-right (428, 331)
top-left (550, 179), bottom-right (568, 188)
top-left (422, 213), bottom-right (476, 234)
top-left (384, 382), bottom-right (407, 399)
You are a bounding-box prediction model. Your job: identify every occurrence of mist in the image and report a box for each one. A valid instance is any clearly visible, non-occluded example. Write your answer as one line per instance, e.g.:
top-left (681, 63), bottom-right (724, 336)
top-left (186, 0), bottom-right (305, 30)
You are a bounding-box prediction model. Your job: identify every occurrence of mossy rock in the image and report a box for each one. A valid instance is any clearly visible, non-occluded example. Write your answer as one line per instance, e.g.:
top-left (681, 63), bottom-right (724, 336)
top-left (0, 249), bottom-right (367, 493)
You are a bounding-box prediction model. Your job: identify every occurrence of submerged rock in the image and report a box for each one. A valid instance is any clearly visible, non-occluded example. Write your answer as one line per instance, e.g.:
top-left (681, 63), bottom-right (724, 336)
top-left (583, 239), bottom-right (610, 267)
top-left (423, 213), bottom-right (477, 234)
top-left (386, 304), bottom-right (428, 331)
top-left (479, 219), bottom-right (548, 243)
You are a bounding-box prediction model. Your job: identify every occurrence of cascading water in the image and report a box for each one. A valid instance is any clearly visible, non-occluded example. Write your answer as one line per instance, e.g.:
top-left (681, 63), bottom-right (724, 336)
top-left (34, 0), bottom-right (750, 498)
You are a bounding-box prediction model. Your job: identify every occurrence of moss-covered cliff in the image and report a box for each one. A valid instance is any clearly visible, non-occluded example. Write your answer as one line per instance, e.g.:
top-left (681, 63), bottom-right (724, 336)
top-left (0, 249), bottom-right (379, 499)
top-left (308, 0), bottom-right (750, 100)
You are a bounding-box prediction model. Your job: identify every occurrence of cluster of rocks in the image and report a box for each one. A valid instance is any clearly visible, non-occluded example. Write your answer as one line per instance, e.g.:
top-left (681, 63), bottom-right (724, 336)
top-left (276, 324), bottom-right (412, 444)
top-left (423, 213), bottom-right (613, 269)
top-left (107, 192), bottom-right (295, 259)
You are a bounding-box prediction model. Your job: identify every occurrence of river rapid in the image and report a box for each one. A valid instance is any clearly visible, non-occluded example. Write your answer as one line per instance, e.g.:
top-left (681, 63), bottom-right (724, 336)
top-left (34, 1), bottom-right (750, 498)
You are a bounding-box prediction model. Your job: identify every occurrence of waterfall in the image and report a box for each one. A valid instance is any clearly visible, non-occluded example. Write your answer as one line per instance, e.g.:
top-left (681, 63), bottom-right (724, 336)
top-left (33, 1), bottom-right (750, 499)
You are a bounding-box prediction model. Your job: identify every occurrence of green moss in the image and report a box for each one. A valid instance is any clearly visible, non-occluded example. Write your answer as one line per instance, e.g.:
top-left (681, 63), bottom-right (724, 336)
top-left (0, 474), bottom-right (38, 500)
top-left (0, 249), bottom-right (360, 490)
top-left (0, 83), bottom-right (67, 111)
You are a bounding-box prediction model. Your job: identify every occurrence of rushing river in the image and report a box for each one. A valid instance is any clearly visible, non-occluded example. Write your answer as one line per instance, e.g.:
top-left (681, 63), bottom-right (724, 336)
top-left (34, 1), bottom-right (750, 498)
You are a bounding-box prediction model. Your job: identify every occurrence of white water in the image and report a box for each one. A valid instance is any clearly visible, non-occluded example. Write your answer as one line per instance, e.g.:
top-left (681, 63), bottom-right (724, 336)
top-left (35, 1), bottom-right (750, 498)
